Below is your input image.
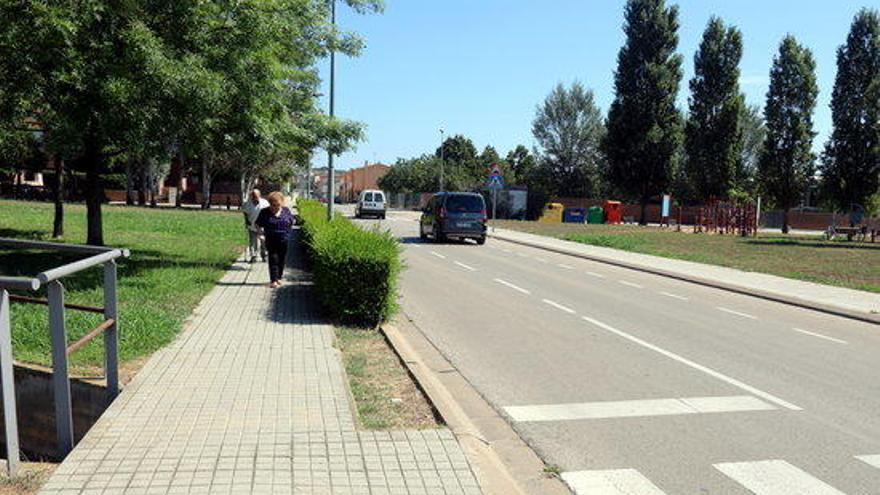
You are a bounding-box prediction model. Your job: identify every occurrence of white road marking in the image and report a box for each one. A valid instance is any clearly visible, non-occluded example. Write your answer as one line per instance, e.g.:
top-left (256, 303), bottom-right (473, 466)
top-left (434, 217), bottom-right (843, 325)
top-left (429, 251), bottom-right (446, 259)
top-left (557, 263), bottom-right (575, 270)
top-left (714, 460), bottom-right (845, 495)
top-left (561, 469), bottom-right (667, 495)
top-left (493, 279), bottom-right (531, 295)
top-left (585, 271), bottom-right (606, 279)
top-left (660, 292), bottom-right (689, 301)
top-left (502, 249), bottom-right (513, 254)
top-left (791, 327), bottom-right (847, 345)
top-left (503, 395), bottom-right (774, 422)
top-left (516, 252), bottom-right (529, 258)
top-left (856, 454), bottom-right (880, 469)
top-left (580, 315), bottom-right (802, 410)
top-left (716, 307), bottom-right (758, 320)
top-left (454, 261), bottom-right (476, 272)
top-left (535, 257), bottom-right (549, 263)
top-left (619, 281), bottom-right (645, 289)
top-left (409, 243), bottom-right (422, 248)
top-left (542, 299), bottom-right (576, 314)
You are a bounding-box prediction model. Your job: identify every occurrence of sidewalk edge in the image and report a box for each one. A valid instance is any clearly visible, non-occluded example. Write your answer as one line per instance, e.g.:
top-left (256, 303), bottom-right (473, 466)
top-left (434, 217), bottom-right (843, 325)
top-left (382, 320), bottom-right (571, 495)
top-left (490, 231), bottom-right (880, 325)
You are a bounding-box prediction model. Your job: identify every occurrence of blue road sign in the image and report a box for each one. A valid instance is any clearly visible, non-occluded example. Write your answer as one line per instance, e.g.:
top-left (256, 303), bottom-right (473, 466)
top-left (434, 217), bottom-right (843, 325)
top-left (487, 164), bottom-right (504, 189)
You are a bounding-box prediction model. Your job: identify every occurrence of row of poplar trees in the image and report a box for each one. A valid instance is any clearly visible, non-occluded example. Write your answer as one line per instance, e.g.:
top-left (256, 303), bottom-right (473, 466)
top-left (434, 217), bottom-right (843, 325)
top-left (604, 0), bottom-right (879, 232)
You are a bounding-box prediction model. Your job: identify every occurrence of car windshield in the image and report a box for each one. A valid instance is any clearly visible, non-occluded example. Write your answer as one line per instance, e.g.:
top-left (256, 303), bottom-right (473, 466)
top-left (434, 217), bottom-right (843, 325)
top-left (446, 195), bottom-right (483, 213)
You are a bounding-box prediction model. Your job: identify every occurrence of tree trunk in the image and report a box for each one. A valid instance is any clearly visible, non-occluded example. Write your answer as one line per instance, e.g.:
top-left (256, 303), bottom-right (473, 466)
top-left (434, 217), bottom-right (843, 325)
top-left (148, 160), bottom-right (157, 208)
top-left (124, 160), bottom-right (134, 205)
top-left (175, 151), bottom-right (185, 208)
top-left (201, 159), bottom-right (211, 210)
top-left (639, 199), bottom-right (648, 226)
top-left (52, 156), bottom-right (64, 238)
top-left (84, 139), bottom-right (104, 246)
top-left (782, 208), bottom-right (790, 234)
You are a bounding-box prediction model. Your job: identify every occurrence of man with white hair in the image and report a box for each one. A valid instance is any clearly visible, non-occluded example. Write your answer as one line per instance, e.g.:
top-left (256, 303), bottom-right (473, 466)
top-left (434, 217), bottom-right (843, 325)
top-left (242, 188), bottom-right (269, 262)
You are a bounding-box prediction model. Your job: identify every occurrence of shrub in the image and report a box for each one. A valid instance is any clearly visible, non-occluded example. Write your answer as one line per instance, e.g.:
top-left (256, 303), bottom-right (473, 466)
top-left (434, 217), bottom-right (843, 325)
top-left (297, 199), bottom-right (401, 326)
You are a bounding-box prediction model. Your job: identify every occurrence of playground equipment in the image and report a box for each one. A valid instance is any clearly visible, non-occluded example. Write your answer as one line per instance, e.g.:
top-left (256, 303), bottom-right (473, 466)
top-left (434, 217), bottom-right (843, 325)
top-left (693, 199), bottom-right (758, 237)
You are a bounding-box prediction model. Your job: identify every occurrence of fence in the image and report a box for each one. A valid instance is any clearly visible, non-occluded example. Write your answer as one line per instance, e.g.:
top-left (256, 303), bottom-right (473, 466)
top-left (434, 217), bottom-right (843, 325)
top-left (0, 239), bottom-right (129, 476)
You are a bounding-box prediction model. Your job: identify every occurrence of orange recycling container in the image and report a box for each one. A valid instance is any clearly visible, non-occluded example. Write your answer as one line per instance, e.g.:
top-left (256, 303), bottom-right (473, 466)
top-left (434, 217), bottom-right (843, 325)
top-left (604, 200), bottom-right (622, 224)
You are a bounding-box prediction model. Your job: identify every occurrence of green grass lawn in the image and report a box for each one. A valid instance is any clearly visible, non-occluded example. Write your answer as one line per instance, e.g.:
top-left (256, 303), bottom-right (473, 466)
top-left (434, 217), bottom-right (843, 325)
top-left (0, 200), bottom-right (244, 371)
top-left (492, 220), bottom-right (880, 293)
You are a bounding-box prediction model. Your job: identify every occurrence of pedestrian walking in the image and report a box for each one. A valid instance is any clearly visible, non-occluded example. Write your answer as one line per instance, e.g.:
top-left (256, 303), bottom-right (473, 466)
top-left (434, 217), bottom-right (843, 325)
top-left (256, 192), bottom-right (295, 288)
top-left (242, 189), bottom-right (269, 262)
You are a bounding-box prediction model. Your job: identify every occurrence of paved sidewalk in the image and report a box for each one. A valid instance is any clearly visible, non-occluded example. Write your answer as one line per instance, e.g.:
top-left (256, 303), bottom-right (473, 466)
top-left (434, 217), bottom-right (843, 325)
top-left (490, 227), bottom-right (880, 322)
top-left (39, 230), bottom-right (481, 495)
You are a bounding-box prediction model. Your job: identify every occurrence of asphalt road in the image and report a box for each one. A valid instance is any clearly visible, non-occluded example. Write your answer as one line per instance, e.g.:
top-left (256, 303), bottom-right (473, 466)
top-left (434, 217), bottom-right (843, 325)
top-left (351, 208), bottom-right (880, 495)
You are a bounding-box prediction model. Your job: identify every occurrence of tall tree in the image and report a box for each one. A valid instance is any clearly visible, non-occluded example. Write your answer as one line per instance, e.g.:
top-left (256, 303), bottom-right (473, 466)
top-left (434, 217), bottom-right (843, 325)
top-left (602, 0), bottom-right (684, 224)
top-left (0, 0), bottom-right (380, 245)
top-left (820, 9), bottom-right (880, 213)
top-left (436, 134), bottom-right (479, 186)
top-left (759, 35), bottom-right (819, 233)
top-left (532, 82), bottom-right (605, 198)
top-left (685, 17), bottom-right (745, 202)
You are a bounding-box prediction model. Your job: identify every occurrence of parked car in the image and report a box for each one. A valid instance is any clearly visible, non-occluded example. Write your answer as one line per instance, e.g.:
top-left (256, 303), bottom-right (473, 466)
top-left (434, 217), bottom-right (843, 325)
top-left (419, 192), bottom-right (487, 245)
top-left (355, 189), bottom-right (386, 219)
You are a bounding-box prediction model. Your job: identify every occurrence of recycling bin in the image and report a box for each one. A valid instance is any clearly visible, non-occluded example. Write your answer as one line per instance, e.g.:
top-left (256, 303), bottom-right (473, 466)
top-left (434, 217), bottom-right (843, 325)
top-left (563, 208), bottom-right (587, 223)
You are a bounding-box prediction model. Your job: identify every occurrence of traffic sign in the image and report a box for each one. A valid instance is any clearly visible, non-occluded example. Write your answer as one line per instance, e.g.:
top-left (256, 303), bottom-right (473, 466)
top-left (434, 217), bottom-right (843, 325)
top-left (487, 164), bottom-right (504, 190)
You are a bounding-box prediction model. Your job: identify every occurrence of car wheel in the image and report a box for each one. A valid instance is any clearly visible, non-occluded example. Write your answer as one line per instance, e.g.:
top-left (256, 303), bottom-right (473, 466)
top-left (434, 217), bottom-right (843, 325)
top-left (419, 227), bottom-right (428, 241)
top-left (476, 236), bottom-right (486, 245)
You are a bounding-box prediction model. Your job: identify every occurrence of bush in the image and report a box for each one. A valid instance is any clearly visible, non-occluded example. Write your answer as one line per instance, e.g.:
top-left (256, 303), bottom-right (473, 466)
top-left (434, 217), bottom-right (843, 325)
top-left (297, 199), bottom-right (401, 326)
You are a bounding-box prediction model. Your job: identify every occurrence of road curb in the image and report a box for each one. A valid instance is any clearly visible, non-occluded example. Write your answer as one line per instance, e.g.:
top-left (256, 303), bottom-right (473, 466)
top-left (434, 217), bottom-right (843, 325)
top-left (489, 231), bottom-right (880, 325)
top-left (382, 319), bottom-right (571, 495)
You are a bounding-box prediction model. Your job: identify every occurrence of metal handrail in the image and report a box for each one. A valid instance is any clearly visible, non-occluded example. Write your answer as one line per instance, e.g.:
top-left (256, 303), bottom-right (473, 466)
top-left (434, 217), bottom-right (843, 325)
top-left (0, 276), bottom-right (40, 292)
top-left (37, 249), bottom-right (125, 284)
top-left (0, 237), bottom-right (130, 474)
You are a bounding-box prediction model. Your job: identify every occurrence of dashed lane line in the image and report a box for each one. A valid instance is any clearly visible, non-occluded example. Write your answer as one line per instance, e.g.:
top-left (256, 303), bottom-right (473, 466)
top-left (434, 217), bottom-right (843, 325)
top-left (535, 257), bottom-right (549, 263)
top-left (580, 315), bottom-right (802, 411)
top-left (585, 271), bottom-right (606, 279)
top-left (660, 292), bottom-right (689, 301)
top-left (429, 251), bottom-right (446, 259)
top-left (619, 280), bottom-right (645, 289)
top-left (557, 263), bottom-right (575, 270)
top-left (453, 261), bottom-right (477, 272)
top-left (542, 299), bottom-right (576, 314)
top-left (716, 307), bottom-right (758, 320)
top-left (493, 278), bottom-right (531, 295)
top-left (791, 327), bottom-right (847, 345)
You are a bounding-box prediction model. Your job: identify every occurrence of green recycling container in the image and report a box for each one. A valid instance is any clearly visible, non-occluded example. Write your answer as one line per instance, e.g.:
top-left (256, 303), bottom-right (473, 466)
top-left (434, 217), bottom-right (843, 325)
top-left (587, 206), bottom-right (605, 224)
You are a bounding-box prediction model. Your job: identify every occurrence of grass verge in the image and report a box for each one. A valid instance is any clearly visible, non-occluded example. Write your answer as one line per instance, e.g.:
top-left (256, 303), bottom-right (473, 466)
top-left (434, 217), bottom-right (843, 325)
top-left (0, 463), bottom-right (55, 495)
top-left (0, 200), bottom-right (243, 372)
top-left (492, 220), bottom-right (880, 293)
top-left (335, 326), bottom-right (440, 430)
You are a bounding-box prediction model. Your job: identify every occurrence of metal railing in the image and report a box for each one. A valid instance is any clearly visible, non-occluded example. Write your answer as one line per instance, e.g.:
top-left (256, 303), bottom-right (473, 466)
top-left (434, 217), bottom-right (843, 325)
top-left (0, 238), bottom-right (129, 476)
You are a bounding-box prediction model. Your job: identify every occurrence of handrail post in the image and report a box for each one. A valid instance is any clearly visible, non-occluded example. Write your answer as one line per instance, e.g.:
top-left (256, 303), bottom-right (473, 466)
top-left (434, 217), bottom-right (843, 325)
top-left (0, 290), bottom-right (20, 477)
top-left (47, 281), bottom-right (74, 456)
top-left (103, 260), bottom-right (119, 399)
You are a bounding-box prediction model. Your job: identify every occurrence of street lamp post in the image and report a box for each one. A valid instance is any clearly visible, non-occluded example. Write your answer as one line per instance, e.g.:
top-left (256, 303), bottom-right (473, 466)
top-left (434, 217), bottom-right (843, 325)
top-left (326, 0), bottom-right (337, 221)
top-left (439, 127), bottom-right (445, 192)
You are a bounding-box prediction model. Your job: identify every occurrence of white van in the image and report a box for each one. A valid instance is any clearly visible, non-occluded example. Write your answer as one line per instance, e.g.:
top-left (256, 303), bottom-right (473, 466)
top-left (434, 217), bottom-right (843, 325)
top-left (355, 189), bottom-right (386, 219)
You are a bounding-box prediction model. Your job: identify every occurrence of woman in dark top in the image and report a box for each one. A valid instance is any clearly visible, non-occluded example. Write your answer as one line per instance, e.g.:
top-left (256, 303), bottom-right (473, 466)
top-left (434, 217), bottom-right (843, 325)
top-left (255, 192), bottom-right (295, 288)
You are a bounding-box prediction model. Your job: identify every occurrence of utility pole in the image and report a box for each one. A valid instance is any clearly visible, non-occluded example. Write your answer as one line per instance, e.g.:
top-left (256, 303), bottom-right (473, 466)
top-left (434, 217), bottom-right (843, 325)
top-left (439, 127), bottom-right (445, 192)
top-left (326, 0), bottom-right (336, 220)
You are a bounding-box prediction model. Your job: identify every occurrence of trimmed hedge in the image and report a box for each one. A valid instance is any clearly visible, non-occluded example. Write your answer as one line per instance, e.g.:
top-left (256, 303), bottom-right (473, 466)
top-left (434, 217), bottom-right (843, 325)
top-left (297, 199), bottom-right (402, 326)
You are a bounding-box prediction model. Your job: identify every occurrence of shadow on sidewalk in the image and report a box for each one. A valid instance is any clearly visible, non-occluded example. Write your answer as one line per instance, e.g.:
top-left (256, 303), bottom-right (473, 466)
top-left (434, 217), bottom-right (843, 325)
top-left (266, 227), bottom-right (321, 324)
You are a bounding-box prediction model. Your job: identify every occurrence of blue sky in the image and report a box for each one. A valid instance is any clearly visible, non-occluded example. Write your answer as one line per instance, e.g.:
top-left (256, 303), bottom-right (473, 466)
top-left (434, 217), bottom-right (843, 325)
top-left (318, 0), bottom-right (871, 171)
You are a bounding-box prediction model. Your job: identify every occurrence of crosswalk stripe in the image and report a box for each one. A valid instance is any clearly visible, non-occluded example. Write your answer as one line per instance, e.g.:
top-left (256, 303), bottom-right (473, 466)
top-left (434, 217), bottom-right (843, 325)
top-left (562, 469), bottom-right (667, 495)
top-left (856, 454), bottom-right (880, 469)
top-left (714, 460), bottom-right (846, 494)
top-left (503, 395), bottom-right (774, 422)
